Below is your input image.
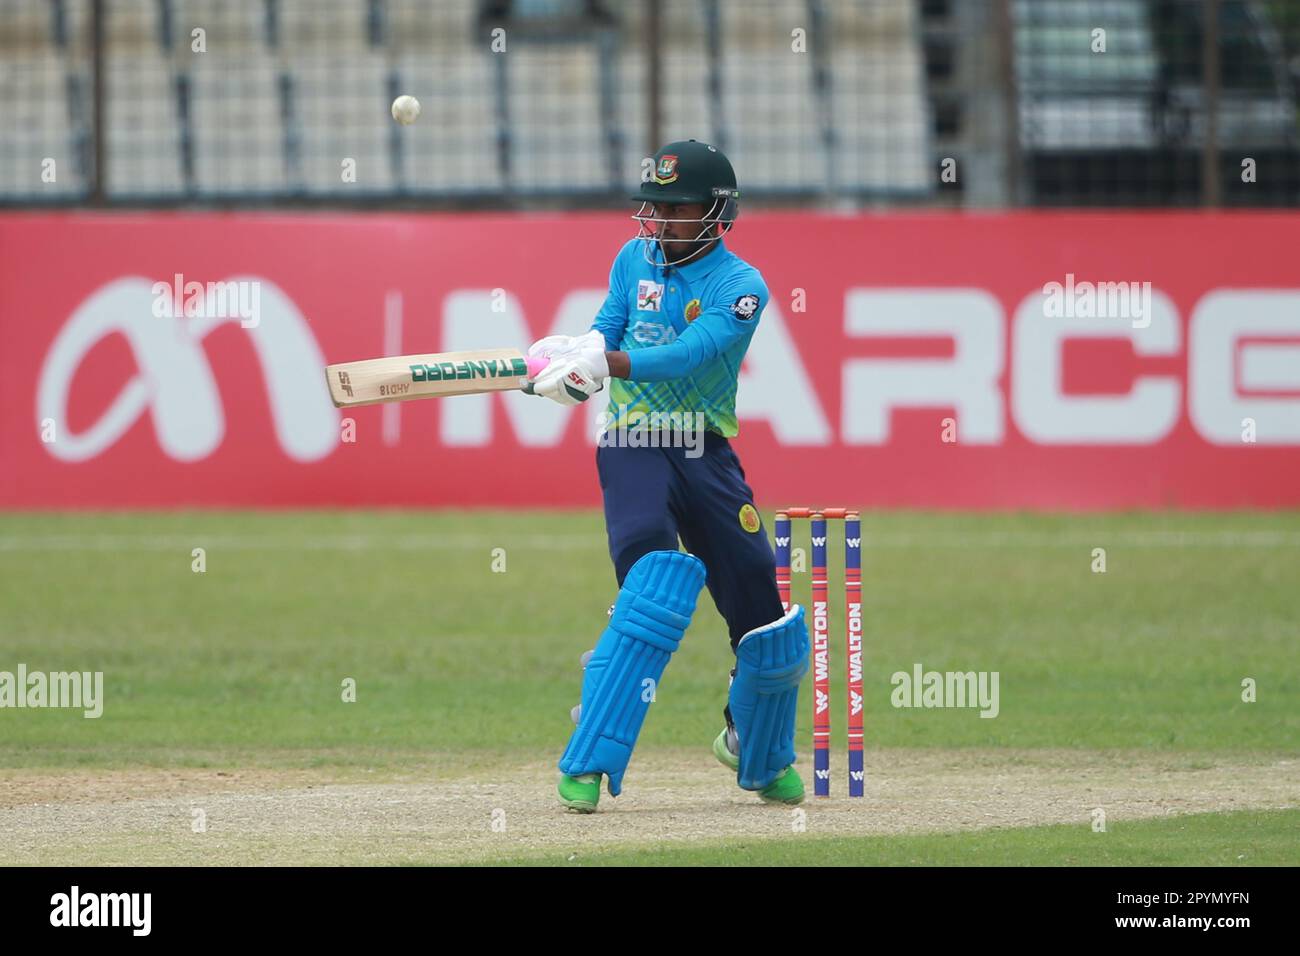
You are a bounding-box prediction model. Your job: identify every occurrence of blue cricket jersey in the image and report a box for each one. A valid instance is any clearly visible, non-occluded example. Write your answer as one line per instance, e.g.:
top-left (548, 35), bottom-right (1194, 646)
top-left (590, 237), bottom-right (769, 437)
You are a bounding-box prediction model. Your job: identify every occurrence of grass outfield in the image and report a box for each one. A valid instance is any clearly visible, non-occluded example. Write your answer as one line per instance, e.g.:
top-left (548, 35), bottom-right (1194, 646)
top-left (0, 510), bottom-right (1296, 865)
top-left (1, 509), bottom-right (1295, 763)
top-left (497, 808), bottom-right (1300, 867)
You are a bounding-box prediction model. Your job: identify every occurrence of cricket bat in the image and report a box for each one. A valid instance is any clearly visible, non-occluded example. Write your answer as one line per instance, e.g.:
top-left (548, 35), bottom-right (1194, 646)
top-left (325, 348), bottom-right (549, 408)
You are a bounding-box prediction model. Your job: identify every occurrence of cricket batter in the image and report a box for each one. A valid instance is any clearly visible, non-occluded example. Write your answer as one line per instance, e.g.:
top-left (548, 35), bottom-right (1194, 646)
top-left (523, 140), bottom-right (811, 812)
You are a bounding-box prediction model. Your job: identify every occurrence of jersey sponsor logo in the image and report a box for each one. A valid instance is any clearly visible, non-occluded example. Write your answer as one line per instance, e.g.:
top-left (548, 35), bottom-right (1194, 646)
top-left (738, 503), bottom-right (761, 533)
top-left (629, 320), bottom-right (677, 345)
top-left (684, 298), bottom-right (702, 322)
top-left (731, 293), bottom-right (760, 320)
top-left (652, 154), bottom-right (679, 185)
top-left (637, 279), bottom-right (664, 312)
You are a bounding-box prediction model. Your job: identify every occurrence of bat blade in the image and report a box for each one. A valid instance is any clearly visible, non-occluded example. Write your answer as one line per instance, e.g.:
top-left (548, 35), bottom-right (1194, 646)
top-left (325, 349), bottom-right (546, 408)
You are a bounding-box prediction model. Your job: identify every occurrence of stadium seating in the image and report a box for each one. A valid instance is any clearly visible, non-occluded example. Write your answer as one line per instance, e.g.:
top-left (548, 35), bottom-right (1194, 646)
top-left (0, 0), bottom-right (952, 203)
top-left (0, 0), bottom-right (86, 197)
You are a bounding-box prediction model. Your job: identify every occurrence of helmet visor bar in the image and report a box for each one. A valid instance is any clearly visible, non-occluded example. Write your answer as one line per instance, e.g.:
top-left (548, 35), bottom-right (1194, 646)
top-left (631, 197), bottom-right (734, 244)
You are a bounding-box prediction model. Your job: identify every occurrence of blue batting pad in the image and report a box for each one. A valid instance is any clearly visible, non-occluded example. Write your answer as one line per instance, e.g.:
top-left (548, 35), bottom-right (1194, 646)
top-left (559, 550), bottom-right (706, 795)
top-left (728, 604), bottom-right (810, 791)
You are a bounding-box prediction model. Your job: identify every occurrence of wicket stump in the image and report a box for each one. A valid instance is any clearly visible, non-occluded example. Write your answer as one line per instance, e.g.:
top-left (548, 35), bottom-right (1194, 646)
top-left (774, 508), bottom-right (863, 798)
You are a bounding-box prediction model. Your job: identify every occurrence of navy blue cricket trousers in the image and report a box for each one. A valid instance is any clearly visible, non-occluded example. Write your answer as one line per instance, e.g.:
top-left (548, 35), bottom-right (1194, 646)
top-left (597, 430), bottom-right (785, 648)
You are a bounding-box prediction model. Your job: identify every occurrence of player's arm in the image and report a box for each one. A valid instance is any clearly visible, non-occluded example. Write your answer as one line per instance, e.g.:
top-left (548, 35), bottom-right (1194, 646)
top-left (523, 243), bottom-right (634, 405)
top-left (607, 280), bottom-right (767, 381)
top-left (591, 242), bottom-right (634, 350)
top-left (606, 351), bottom-right (633, 378)
top-left (591, 293), bottom-right (629, 354)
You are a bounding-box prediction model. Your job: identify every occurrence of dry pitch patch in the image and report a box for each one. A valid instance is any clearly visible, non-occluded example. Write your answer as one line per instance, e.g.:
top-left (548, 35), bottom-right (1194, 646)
top-left (1, 749), bottom-right (1295, 866)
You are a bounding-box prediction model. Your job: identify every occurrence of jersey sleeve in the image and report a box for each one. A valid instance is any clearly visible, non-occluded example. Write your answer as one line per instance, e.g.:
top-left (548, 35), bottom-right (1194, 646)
top-left (626, 272), bottom-right (768, 382)
top-left (590, 241), bottom-right (636, 351)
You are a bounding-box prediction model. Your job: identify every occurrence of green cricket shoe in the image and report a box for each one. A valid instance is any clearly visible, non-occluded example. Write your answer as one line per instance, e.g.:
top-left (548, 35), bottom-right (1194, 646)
top-left (712, 726), bottom-right (740, 771)
top-left (757, 765), bottom-right (805, 805)
top-left (557, 772), bottom-right (601, 813)
top-left (711, 727), bottom-right (805, 805)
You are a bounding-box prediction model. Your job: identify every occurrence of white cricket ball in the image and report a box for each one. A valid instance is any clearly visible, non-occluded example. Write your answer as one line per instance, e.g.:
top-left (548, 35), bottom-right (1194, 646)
top-left (391, 94), bottom-right (421, 125)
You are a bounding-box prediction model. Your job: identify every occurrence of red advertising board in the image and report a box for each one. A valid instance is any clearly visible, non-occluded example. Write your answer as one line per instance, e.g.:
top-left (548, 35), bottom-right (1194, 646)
top-left (2, 212), bottom-right (1298, 509)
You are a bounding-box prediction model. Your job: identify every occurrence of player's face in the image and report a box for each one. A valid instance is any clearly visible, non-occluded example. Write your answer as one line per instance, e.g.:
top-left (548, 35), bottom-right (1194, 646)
top-left (651, 202), bottom-right (716, 262)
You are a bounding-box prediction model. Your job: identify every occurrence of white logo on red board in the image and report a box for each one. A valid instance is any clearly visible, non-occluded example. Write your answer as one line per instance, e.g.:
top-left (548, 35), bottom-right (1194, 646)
top-left (37, 277), bottom-right (336, 463)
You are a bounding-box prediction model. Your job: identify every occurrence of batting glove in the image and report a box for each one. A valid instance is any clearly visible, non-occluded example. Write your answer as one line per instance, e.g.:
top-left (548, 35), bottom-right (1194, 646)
top-left (528, 350), bottom-right (608, 406)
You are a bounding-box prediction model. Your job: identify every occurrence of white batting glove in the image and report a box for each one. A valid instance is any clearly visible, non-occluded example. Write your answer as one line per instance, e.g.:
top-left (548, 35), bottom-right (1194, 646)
top-left (527, 334), bottom-right (575, 361)
top-left (528, 349), bottom-right (609, 406)
top-left (570, 329), bottom-right (607, 354)
top-left (527, 329), bottom-right (605, 361)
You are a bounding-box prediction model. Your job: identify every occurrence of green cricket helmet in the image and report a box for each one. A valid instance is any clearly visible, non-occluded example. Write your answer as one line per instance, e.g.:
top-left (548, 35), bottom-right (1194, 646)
top-left (632, 139), bottom-right (739, 265)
